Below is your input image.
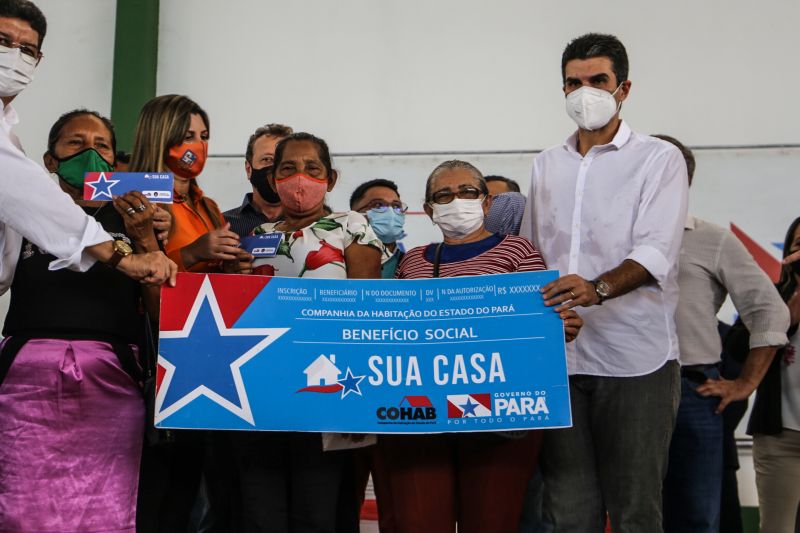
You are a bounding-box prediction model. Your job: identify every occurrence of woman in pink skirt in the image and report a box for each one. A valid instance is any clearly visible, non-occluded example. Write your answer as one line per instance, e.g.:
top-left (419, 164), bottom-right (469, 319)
top-left (0, 110), bottom-right (162, 532)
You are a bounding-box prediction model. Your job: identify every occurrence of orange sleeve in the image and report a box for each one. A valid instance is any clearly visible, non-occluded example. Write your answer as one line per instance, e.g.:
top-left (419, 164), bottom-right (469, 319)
top-left (166, 246), bottom-right (187, 272)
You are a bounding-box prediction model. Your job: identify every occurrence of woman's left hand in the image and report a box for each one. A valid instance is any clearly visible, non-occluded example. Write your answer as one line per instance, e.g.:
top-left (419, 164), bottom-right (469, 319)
top-left (560, 309), bottom-right (583, 343)
top-left (113, 191), bottom-right (156, 246)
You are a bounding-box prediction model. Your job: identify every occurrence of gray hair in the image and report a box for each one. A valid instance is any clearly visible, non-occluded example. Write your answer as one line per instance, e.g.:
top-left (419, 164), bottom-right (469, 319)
top-left (425, 160), bottom-right (488, 202)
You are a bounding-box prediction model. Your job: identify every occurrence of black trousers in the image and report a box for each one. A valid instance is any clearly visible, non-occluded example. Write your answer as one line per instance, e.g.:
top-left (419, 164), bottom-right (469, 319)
top-left (136, 430), bottom-right (205, 533)
top-left (230, 432), bottom-right (347, 533)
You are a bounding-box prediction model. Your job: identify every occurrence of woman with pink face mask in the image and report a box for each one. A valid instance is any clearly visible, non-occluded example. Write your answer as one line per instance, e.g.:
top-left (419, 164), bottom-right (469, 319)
top-left (244, 132), bottom-right (383, 280)
top-left (233, 132), bottom-right (382, 532)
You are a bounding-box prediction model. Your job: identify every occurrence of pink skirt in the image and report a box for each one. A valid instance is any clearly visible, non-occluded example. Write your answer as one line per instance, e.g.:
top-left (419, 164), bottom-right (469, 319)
top-left (0, 339), bottom-right (144, 532)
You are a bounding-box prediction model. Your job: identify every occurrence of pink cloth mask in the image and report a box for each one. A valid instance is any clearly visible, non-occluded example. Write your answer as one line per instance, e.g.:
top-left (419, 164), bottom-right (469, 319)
top-left (275, 173), bottom-right (328, 212)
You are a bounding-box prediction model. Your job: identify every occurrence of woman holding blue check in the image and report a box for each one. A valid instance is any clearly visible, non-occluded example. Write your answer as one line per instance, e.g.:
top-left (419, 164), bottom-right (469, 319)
top-left (0, 109), bottom-right (161, 531)
top-left (371, 160), bottom-right (583, 533)
top-left (228, 131), bottom-right (382, 532)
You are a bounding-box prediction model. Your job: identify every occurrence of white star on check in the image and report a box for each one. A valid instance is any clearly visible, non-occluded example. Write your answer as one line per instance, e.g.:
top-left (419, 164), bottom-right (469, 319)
top-left (85, 172), bottom-right (119, 200)
top-left (155, 276), bottom-right (289, 425)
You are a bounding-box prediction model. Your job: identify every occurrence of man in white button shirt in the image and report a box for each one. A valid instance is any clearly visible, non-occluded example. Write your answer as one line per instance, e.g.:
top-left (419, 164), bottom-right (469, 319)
top-left (0, 0), bottom-right (176, 292)
top-left (520, 33), bottom-right (689, 532)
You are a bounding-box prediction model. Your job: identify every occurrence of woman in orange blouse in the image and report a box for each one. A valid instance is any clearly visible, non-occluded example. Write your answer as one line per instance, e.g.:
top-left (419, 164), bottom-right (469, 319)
top-left (129, 94), bottom-right (237, 531)
top-left (130, 94), bottom-right (240, 273)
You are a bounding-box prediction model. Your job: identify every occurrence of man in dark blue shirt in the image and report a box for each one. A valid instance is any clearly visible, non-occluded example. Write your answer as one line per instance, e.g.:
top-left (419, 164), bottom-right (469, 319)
top-left (223, 123), bottom-right (292, 237)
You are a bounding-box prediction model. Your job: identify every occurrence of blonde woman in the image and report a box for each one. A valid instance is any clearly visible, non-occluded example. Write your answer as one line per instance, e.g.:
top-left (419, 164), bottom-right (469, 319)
top-left (130, 94), bottom-right (239, 273)
top-left (130, 94), bottom-right (236, 531)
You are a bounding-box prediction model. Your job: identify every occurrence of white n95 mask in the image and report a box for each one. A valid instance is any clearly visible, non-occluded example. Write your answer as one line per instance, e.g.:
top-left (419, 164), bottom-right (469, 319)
top-left (431, 198), bottom-right (485, 240)
top-left (0, 47), bottom-right (36, 97)
top-left (565, 85), bottom-right (621, 131)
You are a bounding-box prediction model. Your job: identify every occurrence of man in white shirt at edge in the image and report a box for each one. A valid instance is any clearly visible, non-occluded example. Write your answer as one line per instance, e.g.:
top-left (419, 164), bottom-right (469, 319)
top-left (0, 0), bottom-right (176, 293)
top-left (520, 33), bottom-right (688, 532)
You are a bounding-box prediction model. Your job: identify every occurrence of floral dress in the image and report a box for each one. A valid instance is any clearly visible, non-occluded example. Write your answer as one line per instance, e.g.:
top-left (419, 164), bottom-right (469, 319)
top-left (251, 211), bottom-right (383, 278)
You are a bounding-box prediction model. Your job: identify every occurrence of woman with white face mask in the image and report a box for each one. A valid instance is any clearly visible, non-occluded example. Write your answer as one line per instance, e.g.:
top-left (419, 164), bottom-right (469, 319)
top-left (371, 160), bottom-right (583, 533)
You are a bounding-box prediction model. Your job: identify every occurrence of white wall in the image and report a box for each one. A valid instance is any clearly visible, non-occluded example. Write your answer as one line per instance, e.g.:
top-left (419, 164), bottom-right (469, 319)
top-left (200, 147), bottom-right (799, 265)
top-left (10, 0), bottom-right (115, 162)
top-left (159, 0), bottom-right (800, 155)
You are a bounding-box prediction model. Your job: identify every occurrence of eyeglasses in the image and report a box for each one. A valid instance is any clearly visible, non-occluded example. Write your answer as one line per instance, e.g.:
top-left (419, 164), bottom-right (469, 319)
top-left (360, 200), bottom-right (408, 214)
top-left (0, 35), bottom-right (42, 65)
top-left (429, 186), bottom-right (483, 205)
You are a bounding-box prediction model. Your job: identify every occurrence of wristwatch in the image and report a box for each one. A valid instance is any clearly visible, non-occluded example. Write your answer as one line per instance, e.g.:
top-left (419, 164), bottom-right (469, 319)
top-left (106, 240), bottom-right (133, 269)
top-left (592, 279), bottom-right (612, 304)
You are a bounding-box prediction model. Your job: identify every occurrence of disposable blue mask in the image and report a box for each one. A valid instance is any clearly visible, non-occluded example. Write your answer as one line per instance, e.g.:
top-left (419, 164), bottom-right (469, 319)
top-left (367, 208), bottom-right (406, 244)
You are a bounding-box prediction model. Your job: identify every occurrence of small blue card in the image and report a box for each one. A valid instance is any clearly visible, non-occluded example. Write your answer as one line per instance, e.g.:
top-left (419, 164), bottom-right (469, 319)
top-left (83, 172), bottom-right (174, 203)
top-left (241, 233), bottom-right (284, 257)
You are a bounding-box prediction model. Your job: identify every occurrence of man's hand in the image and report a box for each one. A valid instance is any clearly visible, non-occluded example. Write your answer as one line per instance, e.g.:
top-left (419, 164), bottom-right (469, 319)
top-left (561, 309), bottom-right (583, 342)
top-left (542, 274), bottom-right (600, 312)
top-left (696, 377), bottom-right (757, 414)
top-left (117, 251), bottom-right (178, 286)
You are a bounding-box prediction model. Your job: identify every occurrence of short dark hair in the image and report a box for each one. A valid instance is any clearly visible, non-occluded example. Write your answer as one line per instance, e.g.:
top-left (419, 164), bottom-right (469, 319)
top-left (115, 151), bottom-right (131, 164)
top-left (562, 33), bottom-right (628, 87)
top-left (0, 0), bottom-right (47, 48)
top-left (652, 134), bottom-right (695, 184)
top-left (47, 109), bottom-right (116, 157)
top-left (484, 175), bottom-right (520, 193)
top-left (273, 132), bottom-right (334, 181)
top-left (349, 178), bottom-right (400, 209)
top-left (245, 123), bottom-right (293, 163)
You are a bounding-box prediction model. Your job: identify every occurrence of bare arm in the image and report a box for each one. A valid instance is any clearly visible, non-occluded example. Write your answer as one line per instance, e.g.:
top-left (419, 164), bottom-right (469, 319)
top-left (345, 243), bottom-right (381, 279)
top-left (697, 346), bottom-right (778, 413)
top-left (87, 242), bottom-right (177, 286)
top-left (542, 259), bottom-right (653, 311)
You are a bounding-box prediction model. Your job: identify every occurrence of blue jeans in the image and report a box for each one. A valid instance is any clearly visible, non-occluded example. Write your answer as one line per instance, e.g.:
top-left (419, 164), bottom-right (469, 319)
top-left (663, 365), bottom-right (723, 533)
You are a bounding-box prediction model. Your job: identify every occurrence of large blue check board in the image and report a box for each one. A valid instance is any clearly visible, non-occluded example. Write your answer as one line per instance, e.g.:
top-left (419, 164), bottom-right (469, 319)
top-left (154, 271), bottom-right (572, 433)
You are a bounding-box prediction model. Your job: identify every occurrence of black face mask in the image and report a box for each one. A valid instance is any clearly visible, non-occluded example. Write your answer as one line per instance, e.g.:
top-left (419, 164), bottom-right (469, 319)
top-left (249, 165), bottom-right (281, 204)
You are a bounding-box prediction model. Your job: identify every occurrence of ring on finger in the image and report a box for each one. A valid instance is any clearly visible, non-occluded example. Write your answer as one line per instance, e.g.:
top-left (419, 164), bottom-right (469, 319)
top-left (136, 204), bottom-right (147, 212)
top-left (125, 207), bottom-right (136, 216)
top-left (569, 290), bottom-right (576, 299)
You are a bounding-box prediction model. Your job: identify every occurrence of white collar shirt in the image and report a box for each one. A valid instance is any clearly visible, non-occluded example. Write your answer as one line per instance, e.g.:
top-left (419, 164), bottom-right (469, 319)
top-left (520, 121), bottom-right (689, 376)
top-left (0, 100), bottom-right (111, 295)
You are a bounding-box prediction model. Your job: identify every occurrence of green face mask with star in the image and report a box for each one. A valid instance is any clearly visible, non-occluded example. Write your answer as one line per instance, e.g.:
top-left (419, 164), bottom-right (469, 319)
top-left (55, 148), bottom-right (114, 189)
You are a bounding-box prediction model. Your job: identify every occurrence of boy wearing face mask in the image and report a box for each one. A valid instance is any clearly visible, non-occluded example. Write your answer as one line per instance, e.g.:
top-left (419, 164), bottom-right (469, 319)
top-left (350, 178), bottom-right (407, 278)
top-left (519, 33), bottom-right (689, 533)
top-left (223, 123), bottom-right (293, 238)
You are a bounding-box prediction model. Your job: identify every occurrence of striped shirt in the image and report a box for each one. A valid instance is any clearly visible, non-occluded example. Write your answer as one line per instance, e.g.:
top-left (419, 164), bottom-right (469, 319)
top-left (222, 193), bottom-right (271, 238)
top-left (396, 235), bottom-right (546, 279)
